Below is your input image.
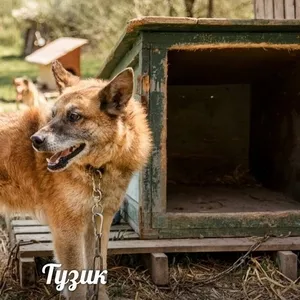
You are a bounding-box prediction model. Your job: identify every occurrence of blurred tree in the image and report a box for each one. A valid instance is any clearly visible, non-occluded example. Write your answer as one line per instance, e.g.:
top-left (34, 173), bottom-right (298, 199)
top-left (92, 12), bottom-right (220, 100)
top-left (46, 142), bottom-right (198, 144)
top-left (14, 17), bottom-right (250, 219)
top-left (167, 0), bottom-right (176, 16)
top-left (9, 0), bottom-right (253, 61)
top-left (184, 0), bottom-right (196, 17)
top-left (207, 0), bottom-right (214, 18)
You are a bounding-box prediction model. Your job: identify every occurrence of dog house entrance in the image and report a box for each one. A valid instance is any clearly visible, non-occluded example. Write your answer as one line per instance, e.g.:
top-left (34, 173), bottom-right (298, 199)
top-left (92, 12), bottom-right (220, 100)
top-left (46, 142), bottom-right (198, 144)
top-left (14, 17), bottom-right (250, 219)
top-left (167, 45), bottom-right (300, 213)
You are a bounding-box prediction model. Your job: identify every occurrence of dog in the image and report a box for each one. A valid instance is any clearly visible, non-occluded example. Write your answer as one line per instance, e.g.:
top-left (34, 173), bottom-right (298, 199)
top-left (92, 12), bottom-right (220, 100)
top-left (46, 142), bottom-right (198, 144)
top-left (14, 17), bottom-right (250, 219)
top-left (1, 61), bottom-right (152, 299)
top-left (13, 77), bottom-right (48, 109)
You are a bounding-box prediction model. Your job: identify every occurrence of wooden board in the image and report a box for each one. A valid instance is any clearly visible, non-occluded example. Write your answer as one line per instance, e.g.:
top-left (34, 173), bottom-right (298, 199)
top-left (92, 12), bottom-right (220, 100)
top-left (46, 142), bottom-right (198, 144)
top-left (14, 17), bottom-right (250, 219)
top-left (264, 0), bottom-right (274, 19)
top-left (296, 0), bottom-right (300, 18)
top-left (285, 0), bottom-right (296, 19)
top-left (18, 237), bottom-right (300, 257)
top-left (274, 0), bottom-right (285, 19)
top-left (254, 0), bottom-right (265, 18)
top-left (13, 223), bottom-right (132, 234)
top-left (14, 226), bottom-right (50, 234)
top-left (15, 231), bottom-right (139, 243)
top-left (11, 218), bottom-right (139, 260)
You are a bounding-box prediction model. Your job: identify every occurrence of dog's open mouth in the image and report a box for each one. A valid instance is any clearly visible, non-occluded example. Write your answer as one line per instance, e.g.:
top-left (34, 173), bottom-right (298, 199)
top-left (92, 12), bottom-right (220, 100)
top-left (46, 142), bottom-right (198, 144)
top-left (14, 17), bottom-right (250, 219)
top-left (46, 143), bottom-right (85, 171)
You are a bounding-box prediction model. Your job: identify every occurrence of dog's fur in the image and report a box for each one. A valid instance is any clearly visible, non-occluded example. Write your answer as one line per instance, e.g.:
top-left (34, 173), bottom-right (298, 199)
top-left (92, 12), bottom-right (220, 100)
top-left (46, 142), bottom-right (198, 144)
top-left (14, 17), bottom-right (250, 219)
top-left (13, 77), bottom-right (48, 108)
top-left (1, 61), bottom-right (152, 299)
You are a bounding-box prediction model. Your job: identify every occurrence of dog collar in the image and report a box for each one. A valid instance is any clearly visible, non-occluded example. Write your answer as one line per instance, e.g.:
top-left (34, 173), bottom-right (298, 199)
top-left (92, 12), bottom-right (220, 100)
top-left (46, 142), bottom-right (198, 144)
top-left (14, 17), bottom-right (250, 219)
top-left (85, 164), bottom-right (105, 175)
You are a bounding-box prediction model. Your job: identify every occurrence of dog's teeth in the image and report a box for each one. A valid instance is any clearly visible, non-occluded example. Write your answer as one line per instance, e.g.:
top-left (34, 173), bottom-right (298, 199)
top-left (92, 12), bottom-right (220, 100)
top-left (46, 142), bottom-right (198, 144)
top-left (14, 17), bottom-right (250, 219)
top-left (46, 158), bottom-right (50, 163)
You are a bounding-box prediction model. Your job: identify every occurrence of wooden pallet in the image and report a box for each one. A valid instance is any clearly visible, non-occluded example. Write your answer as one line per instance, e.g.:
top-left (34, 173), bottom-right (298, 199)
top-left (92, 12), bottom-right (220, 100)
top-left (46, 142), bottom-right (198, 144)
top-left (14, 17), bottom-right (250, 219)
top-left (8, 219), bottom-right (300, 287)
top-left (9, 218), bottom-right (139, 287)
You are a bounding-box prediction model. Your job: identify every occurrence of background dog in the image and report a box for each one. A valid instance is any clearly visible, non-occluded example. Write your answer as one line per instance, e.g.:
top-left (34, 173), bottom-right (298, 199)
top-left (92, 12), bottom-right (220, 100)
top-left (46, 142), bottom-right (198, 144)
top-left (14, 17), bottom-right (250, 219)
top-left (13, 77), bottom-right (48, 109)
top-left (1, 61), bottom-right (152, 299)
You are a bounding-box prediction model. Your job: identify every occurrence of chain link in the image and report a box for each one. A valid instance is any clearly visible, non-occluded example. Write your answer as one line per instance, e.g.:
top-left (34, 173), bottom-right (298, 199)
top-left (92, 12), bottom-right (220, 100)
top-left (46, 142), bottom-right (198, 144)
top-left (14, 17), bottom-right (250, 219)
top-left (90, 169), bottom-right (104, 300)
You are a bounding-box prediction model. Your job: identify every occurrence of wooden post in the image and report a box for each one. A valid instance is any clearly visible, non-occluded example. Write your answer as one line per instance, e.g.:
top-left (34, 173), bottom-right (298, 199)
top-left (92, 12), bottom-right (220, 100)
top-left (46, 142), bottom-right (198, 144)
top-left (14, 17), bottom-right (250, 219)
top-left (277, 251), bottom-right (298, 281)
top-left (19, 257), bottom-right (36, 287)
top-left (142, 253), bottom-right (169, 286)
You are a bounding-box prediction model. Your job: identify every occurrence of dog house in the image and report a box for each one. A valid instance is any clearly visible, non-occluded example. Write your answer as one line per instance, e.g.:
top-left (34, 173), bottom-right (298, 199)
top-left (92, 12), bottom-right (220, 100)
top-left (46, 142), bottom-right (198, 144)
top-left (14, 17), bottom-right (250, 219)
top-left (99, 17), bottom-right (300, 240)
top-left (25, 37), bottom-right (88, 90)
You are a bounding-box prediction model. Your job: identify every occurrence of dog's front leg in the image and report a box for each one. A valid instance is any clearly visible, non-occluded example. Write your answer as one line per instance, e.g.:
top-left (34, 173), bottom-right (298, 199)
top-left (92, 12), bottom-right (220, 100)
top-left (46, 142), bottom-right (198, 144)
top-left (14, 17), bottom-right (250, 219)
top-left (52, 227), bottom-right (86, 300)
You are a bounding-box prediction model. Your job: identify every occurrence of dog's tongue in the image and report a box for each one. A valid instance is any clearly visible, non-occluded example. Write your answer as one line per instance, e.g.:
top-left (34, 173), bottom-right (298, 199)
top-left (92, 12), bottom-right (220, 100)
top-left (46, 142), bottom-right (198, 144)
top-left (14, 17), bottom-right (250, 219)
top-left (49, 148), bottom-right (71, 163)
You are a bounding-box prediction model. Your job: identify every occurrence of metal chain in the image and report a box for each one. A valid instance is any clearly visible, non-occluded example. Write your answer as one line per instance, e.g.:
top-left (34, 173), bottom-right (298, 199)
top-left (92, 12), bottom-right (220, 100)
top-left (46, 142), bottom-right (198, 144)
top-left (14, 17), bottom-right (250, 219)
top-left (196, 234), bottom-right (270, 286)
top-left (0, 240), bottom-right (39, 295)
top-left (90, 169), bottom-right (104, 300)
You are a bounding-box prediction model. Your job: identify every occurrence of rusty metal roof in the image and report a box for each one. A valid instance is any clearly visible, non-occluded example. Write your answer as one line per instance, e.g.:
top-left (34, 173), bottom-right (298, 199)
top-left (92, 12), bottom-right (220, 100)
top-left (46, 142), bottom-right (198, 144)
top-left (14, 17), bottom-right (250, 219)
top-left (25, 37), bottom-right (88, 65)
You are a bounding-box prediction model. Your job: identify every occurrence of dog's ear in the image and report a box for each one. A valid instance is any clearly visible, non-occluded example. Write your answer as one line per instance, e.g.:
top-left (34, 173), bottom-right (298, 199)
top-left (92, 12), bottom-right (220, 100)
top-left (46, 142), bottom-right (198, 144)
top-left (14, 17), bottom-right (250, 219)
top-left (52, 60), bottom-right (80, 93)
top-left (99, 68), bottom-right (134, 116)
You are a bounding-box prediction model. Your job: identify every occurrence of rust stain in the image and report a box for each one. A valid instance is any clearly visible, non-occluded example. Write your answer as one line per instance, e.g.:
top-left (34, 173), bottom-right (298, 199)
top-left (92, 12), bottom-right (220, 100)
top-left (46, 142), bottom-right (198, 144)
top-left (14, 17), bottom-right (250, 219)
top-left (169, 43), bottom-right (300, 52)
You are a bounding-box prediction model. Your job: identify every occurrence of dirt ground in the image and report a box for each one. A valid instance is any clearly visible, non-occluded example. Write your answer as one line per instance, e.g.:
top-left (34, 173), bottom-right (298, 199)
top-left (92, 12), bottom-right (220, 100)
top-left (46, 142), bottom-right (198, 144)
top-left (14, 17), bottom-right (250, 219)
top-left (0, 222), bottom-right (300, 300)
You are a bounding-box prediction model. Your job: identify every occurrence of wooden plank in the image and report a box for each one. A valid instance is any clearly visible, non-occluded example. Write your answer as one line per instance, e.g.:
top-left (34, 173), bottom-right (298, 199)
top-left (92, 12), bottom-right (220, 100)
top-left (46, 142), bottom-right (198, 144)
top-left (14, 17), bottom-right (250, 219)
top-left (15, 234), bottom-right (52, 243)
top-left (13, 225), bottom-right (133, 234)
top-left (19, 237), bottom-right (300, 257)
top-left (15, 231), bottom-right (138, 244)
top-left (109, 237), bottom-right (300, 254)
top-left (296, 0), bottom-right (300, 18)
top-left (20, 243), bottom-right (53, 257)
top-left (264, 0), bottom-right (274, 19)
top-left (274, 0), bottom-right (285, 19)
top-left (285, 0), bottom-right (296, 19)
top-left (11, 220), bottom-right (41, 227)
top-left (14, 226), bottom-right (50, 234)
top-left (12, 221), bottom-right (131, 231)
top-left (254, 0), bottom-right (265, 18)
top-left (111, 224), bottom-right (132, 231)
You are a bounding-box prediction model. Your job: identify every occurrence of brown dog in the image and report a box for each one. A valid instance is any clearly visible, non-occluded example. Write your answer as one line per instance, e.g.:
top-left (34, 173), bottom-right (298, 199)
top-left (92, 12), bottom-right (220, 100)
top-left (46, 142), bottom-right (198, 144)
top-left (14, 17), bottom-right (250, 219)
top-left (1, 61), bottom-right (152, 299)
top-left (13, 77), bottom-right (48, 109)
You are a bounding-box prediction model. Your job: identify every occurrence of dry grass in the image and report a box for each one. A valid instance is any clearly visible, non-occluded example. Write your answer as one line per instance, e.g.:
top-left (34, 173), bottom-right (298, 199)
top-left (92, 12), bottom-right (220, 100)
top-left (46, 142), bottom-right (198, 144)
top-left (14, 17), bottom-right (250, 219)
top-left (0, 225), bottom-right (300, 300)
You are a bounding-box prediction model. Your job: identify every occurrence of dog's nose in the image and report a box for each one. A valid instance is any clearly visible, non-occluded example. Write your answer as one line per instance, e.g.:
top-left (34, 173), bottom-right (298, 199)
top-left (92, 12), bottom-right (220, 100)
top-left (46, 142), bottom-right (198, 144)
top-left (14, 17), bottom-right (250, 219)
top-left (30, 135), bottom-right (45, 148)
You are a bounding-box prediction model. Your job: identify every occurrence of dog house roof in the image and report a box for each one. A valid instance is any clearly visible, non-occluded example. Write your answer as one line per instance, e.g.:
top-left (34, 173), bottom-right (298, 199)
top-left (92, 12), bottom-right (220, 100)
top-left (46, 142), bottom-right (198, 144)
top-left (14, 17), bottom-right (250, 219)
top-left (98, 17), bottom-right (300, 79)
top-left (25, 37), bottom-right (88, 65)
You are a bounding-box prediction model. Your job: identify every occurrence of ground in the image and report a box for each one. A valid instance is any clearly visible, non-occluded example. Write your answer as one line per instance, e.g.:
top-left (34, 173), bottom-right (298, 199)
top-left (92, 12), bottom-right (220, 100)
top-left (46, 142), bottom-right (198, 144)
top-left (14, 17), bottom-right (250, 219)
top-left (0, 224), bottom-right (300, 300)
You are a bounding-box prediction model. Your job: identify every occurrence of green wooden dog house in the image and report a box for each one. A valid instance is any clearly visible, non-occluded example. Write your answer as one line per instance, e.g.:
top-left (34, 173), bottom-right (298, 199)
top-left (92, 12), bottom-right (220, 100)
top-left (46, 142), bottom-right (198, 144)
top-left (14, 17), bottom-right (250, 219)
top-left (99, 17), bottom-right (300, 240)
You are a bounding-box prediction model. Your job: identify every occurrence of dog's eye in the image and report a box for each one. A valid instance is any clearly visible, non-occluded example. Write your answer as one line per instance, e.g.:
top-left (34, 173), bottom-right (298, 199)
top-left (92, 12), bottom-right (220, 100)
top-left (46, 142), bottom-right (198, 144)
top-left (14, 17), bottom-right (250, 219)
top-left (68, 112), bottom-right (81, 122)
top-left (52, 110), bottom-right (56, 118)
